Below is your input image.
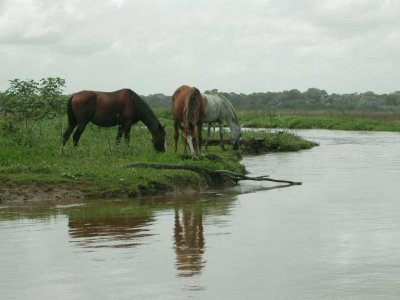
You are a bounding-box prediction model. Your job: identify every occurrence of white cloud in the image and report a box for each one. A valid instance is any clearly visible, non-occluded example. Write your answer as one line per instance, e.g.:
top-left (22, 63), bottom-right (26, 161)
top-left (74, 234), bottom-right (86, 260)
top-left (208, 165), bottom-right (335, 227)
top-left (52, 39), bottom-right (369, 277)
top-left (0, 0), bottom-right (400, 94)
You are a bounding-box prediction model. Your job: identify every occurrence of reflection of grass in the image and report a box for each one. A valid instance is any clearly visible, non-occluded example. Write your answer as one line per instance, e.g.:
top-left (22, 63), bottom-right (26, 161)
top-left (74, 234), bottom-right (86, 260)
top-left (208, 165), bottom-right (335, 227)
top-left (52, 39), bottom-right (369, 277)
top-left (67, 200), bottom-right (154, 220)
top-left (238, 110), bottom-right (400, 131)
top-left (68, 196), bottom-right (233, 220)
top-left (0, 192), bottom-right (237, 221)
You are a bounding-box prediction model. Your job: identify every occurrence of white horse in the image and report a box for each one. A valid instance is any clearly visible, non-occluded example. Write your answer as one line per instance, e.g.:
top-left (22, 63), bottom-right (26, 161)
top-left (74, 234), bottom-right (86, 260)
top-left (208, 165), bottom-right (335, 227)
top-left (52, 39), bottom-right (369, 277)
top-left (202, 92), bottom-right (241, 150)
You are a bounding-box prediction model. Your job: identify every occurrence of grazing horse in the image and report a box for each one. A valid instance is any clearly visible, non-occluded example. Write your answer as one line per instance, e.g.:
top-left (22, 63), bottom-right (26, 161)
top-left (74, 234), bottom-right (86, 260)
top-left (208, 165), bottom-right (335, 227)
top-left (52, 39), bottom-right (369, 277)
top-left (172, 85), bottom-right (204, 156)
top-left (62, 89), bottom-right (167, 152)
top-left (202, 91), bottom-right (241, 150)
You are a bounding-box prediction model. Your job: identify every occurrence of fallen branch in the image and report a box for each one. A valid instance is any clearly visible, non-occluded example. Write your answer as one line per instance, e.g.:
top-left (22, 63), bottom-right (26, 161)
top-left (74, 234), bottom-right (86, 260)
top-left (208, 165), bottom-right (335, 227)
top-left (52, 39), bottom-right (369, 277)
top-left (122, 162), bottom-right (301, 185)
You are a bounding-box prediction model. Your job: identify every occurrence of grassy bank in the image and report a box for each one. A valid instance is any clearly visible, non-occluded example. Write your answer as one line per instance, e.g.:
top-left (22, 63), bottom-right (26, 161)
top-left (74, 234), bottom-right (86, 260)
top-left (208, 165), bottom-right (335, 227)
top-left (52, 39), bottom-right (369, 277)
top-left (0, 115), bottom-right (316, 200)
top-left (238, 110), bottom-right (400, 131)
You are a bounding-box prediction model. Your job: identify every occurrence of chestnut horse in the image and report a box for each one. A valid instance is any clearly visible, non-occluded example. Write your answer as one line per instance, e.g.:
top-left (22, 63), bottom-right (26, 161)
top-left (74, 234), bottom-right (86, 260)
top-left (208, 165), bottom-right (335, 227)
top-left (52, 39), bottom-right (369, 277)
top-left (62, 89), bottom-right (166, 152)
top-left (172, 85), bottom-right (204, 156)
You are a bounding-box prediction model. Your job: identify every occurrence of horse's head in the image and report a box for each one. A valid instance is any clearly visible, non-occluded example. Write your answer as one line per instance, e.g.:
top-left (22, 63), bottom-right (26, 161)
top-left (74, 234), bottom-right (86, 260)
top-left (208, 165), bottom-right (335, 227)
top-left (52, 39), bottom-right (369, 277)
top-left (231, 125), bottom-right (241, 150)
top-left (152, 123), bottom-right (167, 152)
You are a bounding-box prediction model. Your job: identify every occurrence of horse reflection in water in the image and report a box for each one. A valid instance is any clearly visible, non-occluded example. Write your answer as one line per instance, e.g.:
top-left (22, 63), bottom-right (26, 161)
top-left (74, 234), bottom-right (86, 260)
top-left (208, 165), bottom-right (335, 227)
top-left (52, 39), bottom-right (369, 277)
top-left (67, 195), bottom-right (235, 276)
top-left (174, 207), bottom-right (205, 277)
top-left (68, 216), bottom-right (154, 249)
top-left (68, 201), bottom-right (155, 249)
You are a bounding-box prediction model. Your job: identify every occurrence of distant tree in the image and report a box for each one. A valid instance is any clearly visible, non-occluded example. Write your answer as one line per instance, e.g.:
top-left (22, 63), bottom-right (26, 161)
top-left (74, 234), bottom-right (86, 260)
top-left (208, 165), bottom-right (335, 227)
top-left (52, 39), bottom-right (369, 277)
top-left (304, 88), bottom-right (328, 103)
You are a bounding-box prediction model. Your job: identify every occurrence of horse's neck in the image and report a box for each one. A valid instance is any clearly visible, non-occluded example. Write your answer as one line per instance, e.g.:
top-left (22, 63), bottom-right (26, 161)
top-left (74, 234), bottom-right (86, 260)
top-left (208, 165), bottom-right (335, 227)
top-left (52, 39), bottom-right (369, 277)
top-left (225, 114), bottom-right (240, 131)
top-left (137, 100), bottom-right (160, 137)
top-left (142, 112), bottom-right (160, 137)
top-left (222, 98), bottom-right (239, 126)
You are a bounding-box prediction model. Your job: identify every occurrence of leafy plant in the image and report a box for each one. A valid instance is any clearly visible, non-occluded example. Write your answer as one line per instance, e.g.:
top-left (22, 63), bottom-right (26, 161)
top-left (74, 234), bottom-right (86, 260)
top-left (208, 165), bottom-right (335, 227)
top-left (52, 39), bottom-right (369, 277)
top-left (0, 77), bottom-right (66, 145)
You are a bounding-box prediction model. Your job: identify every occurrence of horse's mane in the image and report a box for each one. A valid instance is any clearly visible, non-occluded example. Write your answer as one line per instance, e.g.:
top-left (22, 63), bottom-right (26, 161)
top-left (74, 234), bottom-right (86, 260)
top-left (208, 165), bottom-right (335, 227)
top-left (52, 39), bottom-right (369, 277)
top-left (126, 89), bottom-right (161, 127)
top-left (220, 93), bottom-right (239, 126)
top-left (127, 89), bottom-right (151, 114)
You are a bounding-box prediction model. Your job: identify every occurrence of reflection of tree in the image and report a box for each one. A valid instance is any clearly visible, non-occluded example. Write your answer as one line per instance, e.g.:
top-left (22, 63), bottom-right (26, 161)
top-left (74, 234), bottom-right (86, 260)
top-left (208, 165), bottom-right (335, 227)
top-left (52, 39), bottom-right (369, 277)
top-left (174, 207), bottom-right (205, 277)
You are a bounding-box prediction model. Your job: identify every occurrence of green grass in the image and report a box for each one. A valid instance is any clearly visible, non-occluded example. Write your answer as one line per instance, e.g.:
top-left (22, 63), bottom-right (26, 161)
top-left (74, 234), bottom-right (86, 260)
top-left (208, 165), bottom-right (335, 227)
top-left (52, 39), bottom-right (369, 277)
top-left (0, 117), bottom-right (244, 198)
top-left (238, 110), bottom-right (400, 131)
top-left (241, 130), bottom-right (318, 152)
top-left (0, 113), bottom-right (317, 199)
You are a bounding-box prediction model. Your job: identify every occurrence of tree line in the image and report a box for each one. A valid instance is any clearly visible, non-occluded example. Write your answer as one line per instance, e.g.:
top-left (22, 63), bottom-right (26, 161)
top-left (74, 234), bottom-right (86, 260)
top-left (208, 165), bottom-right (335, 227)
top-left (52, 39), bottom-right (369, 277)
top-left (1, 79), bottom-right (400, 124)
top-left (143, 88), bottom-right (400, 112)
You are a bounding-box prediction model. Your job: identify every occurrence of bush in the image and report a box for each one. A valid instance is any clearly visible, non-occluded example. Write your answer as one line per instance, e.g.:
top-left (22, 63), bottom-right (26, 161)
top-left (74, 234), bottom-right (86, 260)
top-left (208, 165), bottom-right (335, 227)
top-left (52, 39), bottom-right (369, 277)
top-left (0, 77), bottom-right (66, 145)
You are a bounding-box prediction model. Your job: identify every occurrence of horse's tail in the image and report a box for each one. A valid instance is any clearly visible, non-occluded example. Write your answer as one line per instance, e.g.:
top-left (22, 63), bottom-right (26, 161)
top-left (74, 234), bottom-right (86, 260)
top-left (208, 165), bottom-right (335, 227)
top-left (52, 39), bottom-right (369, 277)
top-left (66, 95), bottom-right (76, 126)
top-left (188, 88), bottom-right (201, 126)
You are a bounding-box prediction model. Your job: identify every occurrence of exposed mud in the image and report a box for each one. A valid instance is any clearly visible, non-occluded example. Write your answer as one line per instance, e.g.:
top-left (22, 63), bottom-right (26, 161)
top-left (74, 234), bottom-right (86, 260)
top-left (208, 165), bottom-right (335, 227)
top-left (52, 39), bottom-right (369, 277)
top-left (0, 182), bottom-right (85, 204)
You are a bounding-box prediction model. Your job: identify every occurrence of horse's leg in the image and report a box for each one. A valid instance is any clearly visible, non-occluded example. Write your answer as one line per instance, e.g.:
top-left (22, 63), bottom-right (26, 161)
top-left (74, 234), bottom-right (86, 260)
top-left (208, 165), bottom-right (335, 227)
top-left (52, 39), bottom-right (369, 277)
top-left (123, 122), bottom-right (132, 145)
top-left (72, 123), bottom-right (88, 147)
top-left (182, 132), bottom-right (188, 154)
top-left (219, 121), bottom-right (226, 151)
top-left (205, 123), bottom-right (211, 150)
top-left (193, 127), bottom-right (199, 156)
top-left (197, 122), bottom-right (203, 152)
top-left (62, 124), bottom-right (77, 147)
top-left (116, 125), bottom-right (124, 145)
top-left (174, 120), bottom-right (180, 152)
top-left (72, 125), bottom-right (85, 147)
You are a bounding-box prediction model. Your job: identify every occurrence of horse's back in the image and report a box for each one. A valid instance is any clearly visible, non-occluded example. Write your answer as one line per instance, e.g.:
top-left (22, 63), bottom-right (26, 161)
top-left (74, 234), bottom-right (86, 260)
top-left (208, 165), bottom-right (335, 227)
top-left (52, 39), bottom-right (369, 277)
top-left (70, 89), bottom-right (134, 127)
top-left (202, 93), bottom-right (225, 123)
top-left (172, 85), bottom-right (192, 121)
top-left (70, 91), bottom-right (97, 122)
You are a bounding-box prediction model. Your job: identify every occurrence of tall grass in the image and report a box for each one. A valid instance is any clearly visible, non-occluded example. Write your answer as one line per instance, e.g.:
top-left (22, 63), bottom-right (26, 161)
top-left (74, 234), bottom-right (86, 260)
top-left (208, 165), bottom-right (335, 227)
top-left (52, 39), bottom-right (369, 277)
top-left (237, 110), bottom-right (400, 131)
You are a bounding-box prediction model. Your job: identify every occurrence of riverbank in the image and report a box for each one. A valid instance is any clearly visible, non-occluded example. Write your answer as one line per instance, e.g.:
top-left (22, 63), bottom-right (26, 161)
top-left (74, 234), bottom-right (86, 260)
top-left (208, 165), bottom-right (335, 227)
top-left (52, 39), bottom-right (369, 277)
top-left (238, 110), bottom-right (400, 131)
top-left (0, 119), bottom-right (316, 202)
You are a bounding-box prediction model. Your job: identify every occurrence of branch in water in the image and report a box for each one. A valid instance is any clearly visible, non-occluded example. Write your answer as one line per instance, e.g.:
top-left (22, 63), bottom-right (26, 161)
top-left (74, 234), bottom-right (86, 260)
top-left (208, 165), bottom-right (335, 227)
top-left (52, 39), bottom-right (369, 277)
top-left (122, 162), bottom-right (301, 185)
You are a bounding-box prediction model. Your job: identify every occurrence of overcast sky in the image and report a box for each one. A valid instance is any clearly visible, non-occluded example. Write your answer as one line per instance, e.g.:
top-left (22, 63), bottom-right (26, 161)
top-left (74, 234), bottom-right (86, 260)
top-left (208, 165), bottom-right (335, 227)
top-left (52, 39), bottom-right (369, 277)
top-left (1, 0), bottom-right (399, 95)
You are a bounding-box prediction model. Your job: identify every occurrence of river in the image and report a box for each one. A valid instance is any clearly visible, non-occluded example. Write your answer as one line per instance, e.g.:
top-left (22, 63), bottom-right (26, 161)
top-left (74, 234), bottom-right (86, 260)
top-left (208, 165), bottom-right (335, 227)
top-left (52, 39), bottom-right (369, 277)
top-left (1, 129), bottom-right (400, 299)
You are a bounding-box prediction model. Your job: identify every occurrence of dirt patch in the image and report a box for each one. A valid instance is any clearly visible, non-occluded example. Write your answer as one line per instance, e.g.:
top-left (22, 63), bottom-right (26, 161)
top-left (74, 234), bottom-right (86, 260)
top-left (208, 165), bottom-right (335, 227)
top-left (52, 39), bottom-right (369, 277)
top-left (0, 182), bottom-right (85, 204)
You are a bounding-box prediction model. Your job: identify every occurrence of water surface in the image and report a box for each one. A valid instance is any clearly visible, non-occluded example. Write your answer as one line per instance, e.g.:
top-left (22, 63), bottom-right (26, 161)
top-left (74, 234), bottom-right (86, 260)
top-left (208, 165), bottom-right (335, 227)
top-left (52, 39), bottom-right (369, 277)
top-left (1, 130), bottom-right (400, 299)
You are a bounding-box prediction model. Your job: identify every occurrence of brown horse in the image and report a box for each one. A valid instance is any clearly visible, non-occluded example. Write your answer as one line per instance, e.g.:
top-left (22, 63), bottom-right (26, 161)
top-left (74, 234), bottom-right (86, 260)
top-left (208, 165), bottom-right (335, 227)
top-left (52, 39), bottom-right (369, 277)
top-left (172, 85), bottom-right (204, 156)
top-left (62, 89), bottom-right (166, 152)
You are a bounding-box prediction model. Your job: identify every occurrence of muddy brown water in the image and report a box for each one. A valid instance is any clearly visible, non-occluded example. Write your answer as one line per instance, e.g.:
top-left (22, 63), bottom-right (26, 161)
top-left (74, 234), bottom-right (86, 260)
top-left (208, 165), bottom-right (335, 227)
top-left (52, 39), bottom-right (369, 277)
top-left (1, 129), bottom-right (400, 299)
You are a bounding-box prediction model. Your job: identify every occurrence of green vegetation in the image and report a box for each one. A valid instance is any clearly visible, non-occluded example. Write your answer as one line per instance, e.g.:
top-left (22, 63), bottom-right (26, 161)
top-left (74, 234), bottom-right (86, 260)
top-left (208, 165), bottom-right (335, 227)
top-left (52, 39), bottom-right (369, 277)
top-left (0, 114), bottom-right (315, 199)
top-left (145, 88), bottom-right (400, 112)
top-left (0, 77), bottom-right (332, 201)
top-left (146, 89), bottom-right (400, 132)
top-left (0, 118), bottom-right (242, 198)
top-left (237, 110), bottom-right (400, 132)
top-left (241, 130), bottom-right (318, 152)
